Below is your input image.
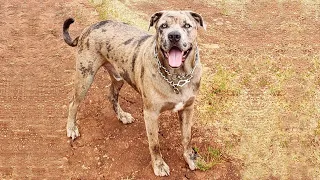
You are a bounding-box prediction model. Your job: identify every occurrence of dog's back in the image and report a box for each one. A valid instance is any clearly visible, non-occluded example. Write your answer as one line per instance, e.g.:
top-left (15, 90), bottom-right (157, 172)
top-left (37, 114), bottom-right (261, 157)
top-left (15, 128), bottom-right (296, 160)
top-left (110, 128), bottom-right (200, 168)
top-left (63, 19), bottom-right (155, 93)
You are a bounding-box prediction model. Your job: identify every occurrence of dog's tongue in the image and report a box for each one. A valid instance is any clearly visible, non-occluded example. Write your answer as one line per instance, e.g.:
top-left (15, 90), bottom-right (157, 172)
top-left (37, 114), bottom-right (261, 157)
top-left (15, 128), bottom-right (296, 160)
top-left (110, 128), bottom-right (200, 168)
top-left (168, 48), bottom-right (183, 67)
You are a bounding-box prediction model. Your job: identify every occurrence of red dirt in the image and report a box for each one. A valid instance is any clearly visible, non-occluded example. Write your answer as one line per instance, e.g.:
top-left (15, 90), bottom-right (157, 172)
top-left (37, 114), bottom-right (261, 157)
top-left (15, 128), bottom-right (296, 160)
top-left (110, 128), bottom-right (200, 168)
top-left (4, 0), bottom-right (319, 179)
top-left (0, 0), bottom-right (240, 179)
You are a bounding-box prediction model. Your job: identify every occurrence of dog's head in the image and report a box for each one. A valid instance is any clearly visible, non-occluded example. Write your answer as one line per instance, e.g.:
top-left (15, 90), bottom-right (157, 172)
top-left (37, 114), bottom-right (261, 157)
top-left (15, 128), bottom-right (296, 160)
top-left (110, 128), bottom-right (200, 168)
top-left (149, 11), bottom-right (205, 68)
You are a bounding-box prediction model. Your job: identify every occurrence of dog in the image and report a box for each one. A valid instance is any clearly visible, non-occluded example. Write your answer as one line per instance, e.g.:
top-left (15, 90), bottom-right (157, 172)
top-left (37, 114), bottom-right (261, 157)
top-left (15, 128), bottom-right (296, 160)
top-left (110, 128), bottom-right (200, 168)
top-left (63, 10), bottom-right (205, 176)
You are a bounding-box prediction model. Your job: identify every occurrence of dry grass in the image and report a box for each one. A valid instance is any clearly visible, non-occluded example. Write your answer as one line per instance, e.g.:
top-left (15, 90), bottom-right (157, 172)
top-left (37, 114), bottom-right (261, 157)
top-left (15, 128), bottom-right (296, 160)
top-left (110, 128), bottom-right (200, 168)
top-left (195, 0), bottom-right (320, 179)
top-left (90, 0), bottom-right (149, 30)
top-left (194, 146), bottom-right (222, 171)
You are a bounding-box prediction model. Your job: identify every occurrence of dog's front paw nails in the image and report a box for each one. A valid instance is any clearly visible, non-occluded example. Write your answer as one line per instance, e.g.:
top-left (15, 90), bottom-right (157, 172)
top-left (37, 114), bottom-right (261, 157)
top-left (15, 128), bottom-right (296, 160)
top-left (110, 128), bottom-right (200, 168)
top-left (118, 112), bottom-right (134, 124)
top-left (67, 124), bottom-right (80, 140)
top-left (153, 160), bottom-right (170, 176)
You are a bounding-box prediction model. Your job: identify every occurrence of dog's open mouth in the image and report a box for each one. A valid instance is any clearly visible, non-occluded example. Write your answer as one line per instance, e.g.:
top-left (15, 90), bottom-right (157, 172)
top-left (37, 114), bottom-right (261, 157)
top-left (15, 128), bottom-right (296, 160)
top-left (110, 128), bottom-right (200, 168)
top-left (161, 46), bottom-right (192, 68)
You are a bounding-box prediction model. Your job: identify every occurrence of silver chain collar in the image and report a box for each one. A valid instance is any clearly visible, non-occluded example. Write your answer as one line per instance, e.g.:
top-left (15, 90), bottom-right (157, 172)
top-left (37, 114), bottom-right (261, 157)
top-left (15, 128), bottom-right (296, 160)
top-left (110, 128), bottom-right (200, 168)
top-left (154, 45), bottom-right (199, 94)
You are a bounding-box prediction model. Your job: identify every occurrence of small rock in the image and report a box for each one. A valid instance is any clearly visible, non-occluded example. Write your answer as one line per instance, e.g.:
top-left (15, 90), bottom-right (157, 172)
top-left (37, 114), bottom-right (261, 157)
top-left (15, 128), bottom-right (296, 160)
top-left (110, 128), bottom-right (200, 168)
top-left (82, 164), bottom-right (89, 170)
top-left (212, 44), bottom-right (220, 49)
top-left (216, 21), bottom-right (224, 26)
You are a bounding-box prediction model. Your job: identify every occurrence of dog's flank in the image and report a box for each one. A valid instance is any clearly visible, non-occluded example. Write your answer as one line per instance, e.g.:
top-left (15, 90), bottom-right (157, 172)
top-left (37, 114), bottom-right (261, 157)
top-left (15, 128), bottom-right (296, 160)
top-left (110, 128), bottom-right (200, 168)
top-left (63, 18), bottom-right (79, 47)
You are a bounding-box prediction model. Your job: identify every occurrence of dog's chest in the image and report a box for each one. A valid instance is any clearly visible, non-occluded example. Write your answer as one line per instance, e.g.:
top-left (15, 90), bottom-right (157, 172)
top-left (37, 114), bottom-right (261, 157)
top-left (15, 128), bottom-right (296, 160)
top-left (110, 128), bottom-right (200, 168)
top-left (169, 94), bottom-right (195, 112)
top-left (173, 102), bottom-right (184, 112)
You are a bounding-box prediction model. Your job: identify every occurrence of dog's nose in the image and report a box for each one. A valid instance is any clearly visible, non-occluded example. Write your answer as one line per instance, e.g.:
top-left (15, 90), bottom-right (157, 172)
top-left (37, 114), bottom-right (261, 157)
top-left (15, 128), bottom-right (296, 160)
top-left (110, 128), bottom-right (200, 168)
top-left (168, 31), bottom-right (181, 43)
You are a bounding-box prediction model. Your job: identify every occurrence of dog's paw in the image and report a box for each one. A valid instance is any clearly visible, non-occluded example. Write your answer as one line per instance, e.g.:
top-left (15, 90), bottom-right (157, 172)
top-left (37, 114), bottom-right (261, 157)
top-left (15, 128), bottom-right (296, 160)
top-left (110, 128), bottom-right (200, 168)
top-left (153, 160), bottom-right (170, 176)
top-left (184, 149), bottom-right (198, 170)
top-left (186, 158), bottom-right (196, 170)
top-left (67, 123), bottom-right (80, 140)
top-left (118, 112), bottom-right (134, 124)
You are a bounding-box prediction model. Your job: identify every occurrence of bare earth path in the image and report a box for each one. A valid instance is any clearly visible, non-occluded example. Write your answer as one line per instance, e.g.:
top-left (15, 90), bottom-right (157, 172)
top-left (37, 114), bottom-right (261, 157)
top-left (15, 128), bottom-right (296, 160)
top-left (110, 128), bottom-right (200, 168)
top-left (1, 0), bottom-right (320, 179)
top-left (0, 0), bottom-right (238, 179)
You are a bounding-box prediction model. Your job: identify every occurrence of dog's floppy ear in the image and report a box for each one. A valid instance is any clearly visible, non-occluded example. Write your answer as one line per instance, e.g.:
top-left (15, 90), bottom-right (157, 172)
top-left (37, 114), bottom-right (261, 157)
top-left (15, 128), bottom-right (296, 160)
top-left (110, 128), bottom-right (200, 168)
top-left (189, 11), bottom-right (206, 30)
top-left (148, 11), bottom-right (164, 31)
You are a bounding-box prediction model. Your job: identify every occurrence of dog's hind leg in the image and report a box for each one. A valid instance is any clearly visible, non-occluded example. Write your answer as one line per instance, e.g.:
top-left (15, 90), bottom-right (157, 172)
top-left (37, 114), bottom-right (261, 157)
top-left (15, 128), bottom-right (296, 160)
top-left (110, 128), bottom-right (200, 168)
top-left (67, 54), bottom-right (104, 140)
top-left (104, 63), bottom-right (134, 124)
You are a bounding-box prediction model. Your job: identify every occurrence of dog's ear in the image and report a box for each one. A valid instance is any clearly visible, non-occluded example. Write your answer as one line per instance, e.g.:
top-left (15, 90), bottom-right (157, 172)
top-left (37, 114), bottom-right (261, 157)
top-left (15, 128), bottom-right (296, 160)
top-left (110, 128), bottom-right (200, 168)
top-left (148, 11), bottom-right (164, 31)
top-left (189, 12), bottom-right (206, 30)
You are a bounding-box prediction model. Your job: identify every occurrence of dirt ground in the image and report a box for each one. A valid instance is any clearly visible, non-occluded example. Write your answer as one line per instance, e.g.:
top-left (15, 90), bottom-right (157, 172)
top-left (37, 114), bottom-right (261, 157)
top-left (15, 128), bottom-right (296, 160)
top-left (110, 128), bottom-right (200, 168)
top-left (0, 0), bottom-right (319, 179)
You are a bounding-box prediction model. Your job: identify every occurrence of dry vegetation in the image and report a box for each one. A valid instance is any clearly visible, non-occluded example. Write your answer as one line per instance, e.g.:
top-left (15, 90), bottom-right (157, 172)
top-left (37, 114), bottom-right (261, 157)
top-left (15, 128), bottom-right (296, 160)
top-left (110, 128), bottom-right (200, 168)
top-left (90, 0), bottom-right (320, 179)
top-left (197, 1), bottom-right (320, 179)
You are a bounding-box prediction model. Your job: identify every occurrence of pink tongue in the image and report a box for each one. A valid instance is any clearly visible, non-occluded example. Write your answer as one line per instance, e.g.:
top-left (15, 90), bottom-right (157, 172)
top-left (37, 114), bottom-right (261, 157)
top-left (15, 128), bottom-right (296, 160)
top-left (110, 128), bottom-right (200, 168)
top-left (168, 48), bottom-right (183, 67)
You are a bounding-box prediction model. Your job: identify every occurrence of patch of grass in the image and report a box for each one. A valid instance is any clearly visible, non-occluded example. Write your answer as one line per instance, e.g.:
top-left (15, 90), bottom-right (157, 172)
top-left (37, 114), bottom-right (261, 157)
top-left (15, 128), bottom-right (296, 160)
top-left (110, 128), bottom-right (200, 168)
top-left (197, 64), bottom-right (240, 123)
top-left (212, 66), bottom-right (239, 95)
top-left (90, 0), bottom-right (149, 30)
top-left (315, 120), bottom-right (320, 135)
top-left (203, 65), bottom-right (241, 96)
top-left (311, 55), bottom-right (320, 70)
top-left (194, 146), bottom-right (222, 171)
top-left (268, 67), bottom-right (294, 96)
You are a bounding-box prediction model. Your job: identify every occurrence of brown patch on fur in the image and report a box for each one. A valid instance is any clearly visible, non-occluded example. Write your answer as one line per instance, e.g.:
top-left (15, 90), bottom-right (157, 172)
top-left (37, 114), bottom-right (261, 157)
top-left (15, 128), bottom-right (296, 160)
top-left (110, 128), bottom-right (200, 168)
top-left (109, 81), bottom-right (124, 115)
top-left (78, 21), bottom-right (111, 53)
top-left (78, 28), bottom-right (92, 53)
top-left (152, 145), bottom-right (161, 155)
top-left (124, 38), bottom-right (134, 45)
top-left (131, 35), bottom-right (151, 72)
top-left (95, 42), bottom-right (102, 52)
top-left (85, 39), bottom-right (90, 50)
top-left (79, 62), bottom-right (94, 78)
top-left (137, 35), bottom-right (151, 46)
top-left (140, 66), bottom-right (145, 80)
top-left (159, 29), bottom-right (163, 34)
top-left (193, 81), bottom-right (201, 92)
top-left (120, 70), bottom-right (138, 92)
top-left (105, 40), bottom-right (112, 52)
top-left (93, 20), bottom-right (111, 30)
top-left (77, 20), bottom-right (111, 53)
top-left (78, 20), bottom-right (110, 52)
top-left (160, 102), bottom-right (176, 112)
top-left (184, 97), bottom-right (195, 108)
top-left (131, 52), bottom-right (138, 72)
top-left (110, 95), bottom-right (118, 114)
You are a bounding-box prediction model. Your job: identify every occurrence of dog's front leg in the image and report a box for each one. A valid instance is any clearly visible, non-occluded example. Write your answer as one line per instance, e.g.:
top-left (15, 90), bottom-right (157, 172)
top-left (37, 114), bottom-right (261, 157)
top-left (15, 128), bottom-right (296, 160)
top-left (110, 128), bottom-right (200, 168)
top-left (143, 109), bottom-right (170, 176)
top-left (178, 103), bottom-right (197, 170)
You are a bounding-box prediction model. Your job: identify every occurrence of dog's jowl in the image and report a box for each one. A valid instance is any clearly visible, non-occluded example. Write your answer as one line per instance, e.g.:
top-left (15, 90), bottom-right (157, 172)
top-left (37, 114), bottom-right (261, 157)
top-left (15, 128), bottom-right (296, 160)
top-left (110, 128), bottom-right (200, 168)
top-left (63, 10), bottom-right (205, 176)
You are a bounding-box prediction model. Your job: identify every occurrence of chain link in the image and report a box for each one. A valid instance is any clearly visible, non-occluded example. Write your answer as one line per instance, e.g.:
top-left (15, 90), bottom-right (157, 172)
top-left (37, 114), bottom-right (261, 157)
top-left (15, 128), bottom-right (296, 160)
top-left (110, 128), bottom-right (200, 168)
top-left (154, 46), bottom-right (199, 94)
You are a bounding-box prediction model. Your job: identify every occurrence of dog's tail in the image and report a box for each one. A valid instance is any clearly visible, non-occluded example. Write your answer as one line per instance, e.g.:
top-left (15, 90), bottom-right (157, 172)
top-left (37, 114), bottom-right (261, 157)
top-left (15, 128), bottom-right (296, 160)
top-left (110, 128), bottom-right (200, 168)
top-left (63, 18), bottom-right (79, 47)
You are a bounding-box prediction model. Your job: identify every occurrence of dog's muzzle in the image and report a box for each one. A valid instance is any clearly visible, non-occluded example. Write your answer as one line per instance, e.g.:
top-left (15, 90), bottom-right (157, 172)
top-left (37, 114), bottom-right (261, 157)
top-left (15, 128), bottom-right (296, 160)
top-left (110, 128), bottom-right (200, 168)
top-left (160, 46), bottom-right (192, 68)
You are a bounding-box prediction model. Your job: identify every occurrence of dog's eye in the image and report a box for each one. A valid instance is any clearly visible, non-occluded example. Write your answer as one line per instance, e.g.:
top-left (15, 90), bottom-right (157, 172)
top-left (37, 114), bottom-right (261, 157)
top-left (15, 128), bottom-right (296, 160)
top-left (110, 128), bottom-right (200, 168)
top-left (160, 24), bottom-right (168, 29)
top-left (184, 24), bottom-right (191, 28)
